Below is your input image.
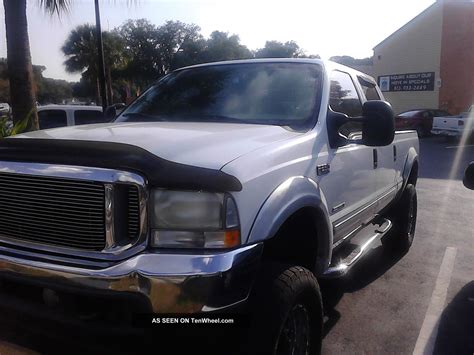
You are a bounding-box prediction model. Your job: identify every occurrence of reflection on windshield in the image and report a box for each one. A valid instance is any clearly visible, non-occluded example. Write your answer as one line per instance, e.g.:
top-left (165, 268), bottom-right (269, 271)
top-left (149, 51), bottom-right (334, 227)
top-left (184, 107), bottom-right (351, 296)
top-left (115, 62), bottom-right (322, 129)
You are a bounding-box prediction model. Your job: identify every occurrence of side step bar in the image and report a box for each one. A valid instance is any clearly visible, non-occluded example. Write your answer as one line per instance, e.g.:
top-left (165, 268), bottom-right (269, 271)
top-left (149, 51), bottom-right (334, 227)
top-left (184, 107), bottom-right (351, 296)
top-left (322, 218), bottom-right (392, 278)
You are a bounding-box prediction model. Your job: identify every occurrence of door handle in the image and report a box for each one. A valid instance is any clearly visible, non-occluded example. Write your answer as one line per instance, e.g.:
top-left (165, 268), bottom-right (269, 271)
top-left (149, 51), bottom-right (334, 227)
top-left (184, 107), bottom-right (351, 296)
top-left (373, 149), bottom-right (378, 169)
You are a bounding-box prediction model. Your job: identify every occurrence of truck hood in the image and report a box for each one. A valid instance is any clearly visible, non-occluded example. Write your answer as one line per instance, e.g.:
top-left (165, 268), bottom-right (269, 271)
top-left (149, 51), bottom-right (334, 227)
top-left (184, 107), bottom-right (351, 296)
top-left (14, 121), bottom-right (301, 169)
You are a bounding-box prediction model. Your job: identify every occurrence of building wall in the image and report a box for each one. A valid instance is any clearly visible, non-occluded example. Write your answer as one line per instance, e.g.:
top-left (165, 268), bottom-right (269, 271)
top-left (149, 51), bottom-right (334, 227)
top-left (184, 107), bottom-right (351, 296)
top-left (439, 1), bottom-right (474, 114)
top-left (372, 4), bottom-right (443, 114)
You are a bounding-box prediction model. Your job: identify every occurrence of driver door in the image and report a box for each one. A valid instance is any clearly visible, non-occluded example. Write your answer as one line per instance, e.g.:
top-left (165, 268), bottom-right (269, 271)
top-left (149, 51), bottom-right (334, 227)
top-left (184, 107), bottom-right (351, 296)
top-left (319, 70), bottom-right (379, 243)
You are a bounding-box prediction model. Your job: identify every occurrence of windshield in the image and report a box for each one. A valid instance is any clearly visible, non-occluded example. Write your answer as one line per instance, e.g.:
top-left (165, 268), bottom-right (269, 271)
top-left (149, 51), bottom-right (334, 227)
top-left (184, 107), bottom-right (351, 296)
top-left (115, 62), bottom-right (322, 130)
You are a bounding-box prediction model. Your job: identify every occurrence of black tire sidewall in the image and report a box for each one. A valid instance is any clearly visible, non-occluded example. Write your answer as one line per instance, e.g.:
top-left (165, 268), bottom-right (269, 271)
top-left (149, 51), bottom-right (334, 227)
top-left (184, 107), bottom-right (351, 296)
top-left (400, 184), bottom-right (417, 240)
top-left (247, 264), bottom-right (323, 355)
top-left (391, 184), bottom-right (417, 252)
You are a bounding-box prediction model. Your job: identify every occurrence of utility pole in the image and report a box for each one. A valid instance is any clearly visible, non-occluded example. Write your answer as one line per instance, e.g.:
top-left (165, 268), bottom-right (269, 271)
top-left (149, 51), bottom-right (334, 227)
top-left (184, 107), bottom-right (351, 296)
top-left (94, 0), bottom-right (108, 111)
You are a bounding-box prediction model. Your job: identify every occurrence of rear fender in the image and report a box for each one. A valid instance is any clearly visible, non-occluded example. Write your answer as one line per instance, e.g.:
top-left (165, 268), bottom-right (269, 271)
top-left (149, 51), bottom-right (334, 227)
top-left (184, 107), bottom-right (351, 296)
top-left (402, 147), bottom-right (418, 189)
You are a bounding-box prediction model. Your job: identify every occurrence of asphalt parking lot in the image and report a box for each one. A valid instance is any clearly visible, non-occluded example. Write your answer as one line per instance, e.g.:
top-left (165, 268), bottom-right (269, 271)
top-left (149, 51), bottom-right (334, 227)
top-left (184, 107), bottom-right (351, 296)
top-left (0, 136), bottom-right (473, 354)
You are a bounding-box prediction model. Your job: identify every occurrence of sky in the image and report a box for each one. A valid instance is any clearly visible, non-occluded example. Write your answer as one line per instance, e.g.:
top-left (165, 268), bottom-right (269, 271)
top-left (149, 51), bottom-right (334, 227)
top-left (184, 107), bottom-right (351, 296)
top-left (0, 0), bottom-right (435, 82)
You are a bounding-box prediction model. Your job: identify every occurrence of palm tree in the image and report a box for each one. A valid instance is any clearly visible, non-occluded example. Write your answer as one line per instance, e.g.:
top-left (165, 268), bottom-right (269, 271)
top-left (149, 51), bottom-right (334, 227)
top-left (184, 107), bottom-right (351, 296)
top-left (62, 25), bottom-right (101, 104)
top-left (2, 0), bottom-right (69, 130)
top-left (62, 25), bottom-right (128, 104)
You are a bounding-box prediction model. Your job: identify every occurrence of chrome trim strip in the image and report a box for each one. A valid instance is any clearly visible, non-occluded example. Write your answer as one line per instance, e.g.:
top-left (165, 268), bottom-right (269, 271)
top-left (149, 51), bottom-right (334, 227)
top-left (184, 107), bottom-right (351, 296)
top-left (331, 202), bottom-right (345, 214)
top-left (334, 185), bottom-right (397, 230)
top-left (0, 161), bottom-right (148, 261)
top-left (333, 223), bottom-right (364, 249)
top-left (104, 183), bottom-right (115, 249)
top-left (0, 161), bottom-right (145, 185)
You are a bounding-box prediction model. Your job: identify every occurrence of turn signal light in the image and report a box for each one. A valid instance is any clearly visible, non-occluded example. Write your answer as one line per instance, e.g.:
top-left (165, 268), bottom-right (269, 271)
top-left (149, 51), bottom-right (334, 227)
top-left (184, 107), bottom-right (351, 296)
top-left (224, 229), bottom-right (240, 248)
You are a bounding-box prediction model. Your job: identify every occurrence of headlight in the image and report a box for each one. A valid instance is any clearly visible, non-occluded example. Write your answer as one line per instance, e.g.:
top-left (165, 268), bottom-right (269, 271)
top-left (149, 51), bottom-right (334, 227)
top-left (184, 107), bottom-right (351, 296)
top-left (150, 190), bottom-right (240, 249)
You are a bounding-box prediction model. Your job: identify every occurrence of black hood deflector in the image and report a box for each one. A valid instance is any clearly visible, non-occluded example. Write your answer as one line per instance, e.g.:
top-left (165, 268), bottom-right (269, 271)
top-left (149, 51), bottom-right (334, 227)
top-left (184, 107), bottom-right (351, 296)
top-left (0, 139), bottom-right (242, 192)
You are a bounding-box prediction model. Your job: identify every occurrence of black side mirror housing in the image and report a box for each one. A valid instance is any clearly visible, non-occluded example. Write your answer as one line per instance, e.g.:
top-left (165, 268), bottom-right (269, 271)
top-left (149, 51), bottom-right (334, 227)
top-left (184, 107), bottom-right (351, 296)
top-left (463, 162), bottom-right (474, 190)
top-left (327, 100), bottom-right (395, 149)
top-left (104, 105), bottom-right (117, 121)
top-left (361, 100), bottom-right (395, 147)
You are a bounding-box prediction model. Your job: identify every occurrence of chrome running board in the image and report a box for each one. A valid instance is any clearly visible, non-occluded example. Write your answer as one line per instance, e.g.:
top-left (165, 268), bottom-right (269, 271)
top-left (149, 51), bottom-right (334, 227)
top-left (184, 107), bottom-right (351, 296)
top-left (322, 218), bottom-right (392, 278)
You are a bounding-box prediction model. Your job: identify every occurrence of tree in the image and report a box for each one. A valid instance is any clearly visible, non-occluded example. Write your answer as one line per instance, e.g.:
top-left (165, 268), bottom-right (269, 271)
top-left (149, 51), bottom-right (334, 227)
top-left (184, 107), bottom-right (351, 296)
top-left (200, 31), bottom-right (252, 63)
top-left (254, 40), bottom-right (320, 59)
top-left (0, 58), bottom-right (73, 105)
top-left (62, 25), bottom-right (100, 103)
top-left (115, 19), bottom-right (204, 91)
top-left (102, 31), bottom-right (128, 102)
top-left (71, 77), bottom-right (95, 102)
top-left (2, 0), bottom-right (56, 129)
top-left (117, 19), bottom-right (161, 88)
top-left (0, 58), bottom-right (10, 103)
top-left (330, 56), bottom-right (373, 67)
top-left (2, 0), bottom-right (70, 130)
top-left (62, 24), bottom-right (127, 104)
top-left (3, 1), bottom-right (134, 129)
top-left (171, 36), bottom-right (207, 70)
top-left (37, 78), bottom-right (73, 104)
top-left (155, 21), bottom-right (202, 74)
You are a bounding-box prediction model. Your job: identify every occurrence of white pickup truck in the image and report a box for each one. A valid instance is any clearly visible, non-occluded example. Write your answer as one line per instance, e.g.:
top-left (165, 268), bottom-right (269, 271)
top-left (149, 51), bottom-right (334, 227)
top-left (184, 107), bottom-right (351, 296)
top-left (0, 59), bottom-right (419, 354)
top-left (432, 105), bottom-right (474, 138)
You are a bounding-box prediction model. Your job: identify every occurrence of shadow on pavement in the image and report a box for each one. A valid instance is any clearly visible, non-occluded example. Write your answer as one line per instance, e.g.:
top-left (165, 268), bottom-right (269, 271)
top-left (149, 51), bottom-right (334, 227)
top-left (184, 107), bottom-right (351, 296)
top-left (0, 299), bottom-right (237, 355)
top-left (320, 239), bottom-right (406, 338)
top-left (433, 281), bottom-right (474, 355)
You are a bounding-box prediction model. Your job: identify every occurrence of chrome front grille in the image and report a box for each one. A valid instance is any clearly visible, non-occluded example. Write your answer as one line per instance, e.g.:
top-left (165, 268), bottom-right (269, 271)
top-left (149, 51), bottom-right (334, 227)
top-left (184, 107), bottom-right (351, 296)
top-left (127, 186), bottom-right (140, 240)
top-left (0, 161), bottom-right (147, 257)
top-left (0, 172), bottom-right (106, 250)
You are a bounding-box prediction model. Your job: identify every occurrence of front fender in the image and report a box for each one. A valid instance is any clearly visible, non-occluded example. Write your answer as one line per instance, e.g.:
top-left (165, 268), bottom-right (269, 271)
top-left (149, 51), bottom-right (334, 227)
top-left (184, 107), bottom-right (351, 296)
top-left (246, 176), bottom-right (333, 275)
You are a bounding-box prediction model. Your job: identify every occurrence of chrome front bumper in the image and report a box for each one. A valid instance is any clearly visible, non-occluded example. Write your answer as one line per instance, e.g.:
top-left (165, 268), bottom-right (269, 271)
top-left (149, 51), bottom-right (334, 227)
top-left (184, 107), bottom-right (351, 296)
top-left (0, 243), bottom-right (263, 313)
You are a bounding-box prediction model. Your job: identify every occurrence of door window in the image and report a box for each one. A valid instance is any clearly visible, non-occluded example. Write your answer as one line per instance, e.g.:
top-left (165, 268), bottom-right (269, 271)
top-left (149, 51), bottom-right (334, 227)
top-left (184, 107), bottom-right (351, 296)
top-left (38, 110), bottom-right (67, 130)
top-left (329, 71), bottom-right (363, 117)
top-left (74, 110), bottom-right (107, 125)
top-left (358, 77), bottom-right (381, 101)
top-left (330, 71), bottom-right (363, 139)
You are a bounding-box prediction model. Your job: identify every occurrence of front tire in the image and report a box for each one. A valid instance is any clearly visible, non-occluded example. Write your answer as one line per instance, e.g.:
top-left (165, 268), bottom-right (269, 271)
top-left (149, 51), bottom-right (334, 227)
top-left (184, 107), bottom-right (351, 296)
top-left (383, 183), bottom-right (417, 254)
top-left (248, 264), bottom-right (323, 355)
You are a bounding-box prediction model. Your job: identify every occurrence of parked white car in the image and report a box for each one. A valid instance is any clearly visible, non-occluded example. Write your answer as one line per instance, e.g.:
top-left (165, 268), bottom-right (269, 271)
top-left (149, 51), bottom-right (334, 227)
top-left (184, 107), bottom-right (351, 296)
top-left (37, 104), bottom-right (105, 130)
top-left (431, 105), bottom-right (474, 137)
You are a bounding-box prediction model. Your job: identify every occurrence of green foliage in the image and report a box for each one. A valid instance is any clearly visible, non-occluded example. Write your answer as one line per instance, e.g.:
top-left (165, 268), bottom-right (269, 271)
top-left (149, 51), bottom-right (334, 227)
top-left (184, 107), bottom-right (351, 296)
top-left (0, 57), bottom-right (73, 105)
top-left (40, 0), bottom-right (70, 15)
top-left (330, 56), bottom-right (373, 66)
top-left (0, 109), bottom-right (33, 138)
top-left (61, 19), bottom-right (322, 103)
top-left (255, 40), bottom-right (306, 59)
top-left (115, 19), bottom-right (162, 87)
top-left (62, 24), bottom-right (100, 77)
top-left (37, 77), bottom-right (73, 104)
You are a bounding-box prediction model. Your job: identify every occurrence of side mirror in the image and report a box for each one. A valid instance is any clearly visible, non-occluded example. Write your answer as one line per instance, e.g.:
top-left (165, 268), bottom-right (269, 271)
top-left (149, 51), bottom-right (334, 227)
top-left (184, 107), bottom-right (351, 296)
top-left (104, 105), bottom-right (117, 121)
top-left (361, 100), bottom-right (395, 147)
top-left (463, 162), bottom-right (474, 190)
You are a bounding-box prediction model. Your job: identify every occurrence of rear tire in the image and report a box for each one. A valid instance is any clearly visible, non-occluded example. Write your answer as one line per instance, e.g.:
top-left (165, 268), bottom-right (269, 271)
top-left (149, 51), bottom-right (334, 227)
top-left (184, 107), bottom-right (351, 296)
top-left (247, 264), bottom-right (323, 355)
top-left (383, 184), bottom-right (417, 254)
